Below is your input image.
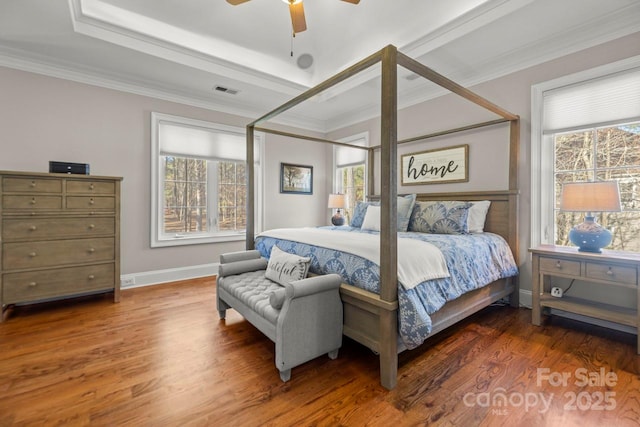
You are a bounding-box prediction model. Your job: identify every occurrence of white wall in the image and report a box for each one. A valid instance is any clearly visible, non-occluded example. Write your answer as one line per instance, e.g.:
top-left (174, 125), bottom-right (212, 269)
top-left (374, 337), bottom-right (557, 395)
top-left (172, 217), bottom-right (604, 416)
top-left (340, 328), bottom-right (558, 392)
top-left (261, 131), bottom-right (330, 229)
top-left (0, 67), bottom-right (328, 280)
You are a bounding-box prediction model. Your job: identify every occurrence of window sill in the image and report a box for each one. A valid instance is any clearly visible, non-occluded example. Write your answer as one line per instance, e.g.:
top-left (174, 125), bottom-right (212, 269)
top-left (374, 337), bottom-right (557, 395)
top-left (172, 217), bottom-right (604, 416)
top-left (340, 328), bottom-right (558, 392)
top-left (151, 232), bottom-right (245, 248)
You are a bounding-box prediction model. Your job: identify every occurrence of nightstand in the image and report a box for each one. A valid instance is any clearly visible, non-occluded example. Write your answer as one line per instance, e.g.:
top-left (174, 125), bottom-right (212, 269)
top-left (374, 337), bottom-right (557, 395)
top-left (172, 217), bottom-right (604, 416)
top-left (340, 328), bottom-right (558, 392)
top-left (530, 245), bottom-right (640, 354)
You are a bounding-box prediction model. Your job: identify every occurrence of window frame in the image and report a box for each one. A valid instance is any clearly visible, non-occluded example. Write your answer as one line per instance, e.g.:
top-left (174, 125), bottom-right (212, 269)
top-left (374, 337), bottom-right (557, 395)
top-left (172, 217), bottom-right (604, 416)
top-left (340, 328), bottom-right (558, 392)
top-left (333, 132), bottom-right (369, 222)
top-left (151, 112), bottom-right (263, 247)
top-left (531, 55), bottom-right (640, 249)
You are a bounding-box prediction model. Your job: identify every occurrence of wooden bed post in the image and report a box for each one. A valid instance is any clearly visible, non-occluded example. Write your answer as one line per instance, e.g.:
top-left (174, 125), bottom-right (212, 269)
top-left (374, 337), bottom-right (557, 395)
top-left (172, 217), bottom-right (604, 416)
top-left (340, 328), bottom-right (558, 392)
top-left (379, 45), bottom-right (399, 390)
top-left (246, 125), bottom-right (255, 250)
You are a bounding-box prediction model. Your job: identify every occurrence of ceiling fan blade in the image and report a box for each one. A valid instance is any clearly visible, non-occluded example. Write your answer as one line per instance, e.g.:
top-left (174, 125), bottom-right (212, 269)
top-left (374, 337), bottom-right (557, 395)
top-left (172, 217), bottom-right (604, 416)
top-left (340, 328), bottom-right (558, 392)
top-left (289, 1), bottom-right (307, 33)
top-left (226, 0), bottom-right (251, 5)
top-left (341, 0), bottom-right (360, 4)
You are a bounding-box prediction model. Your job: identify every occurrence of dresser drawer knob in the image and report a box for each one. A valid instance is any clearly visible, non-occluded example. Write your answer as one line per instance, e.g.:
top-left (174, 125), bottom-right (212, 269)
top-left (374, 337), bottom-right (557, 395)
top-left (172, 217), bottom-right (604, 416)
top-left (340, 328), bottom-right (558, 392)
top-left (88, 248), bottom-right (95, 253)
top-left (606, 267), bottom-right (614, 276)
top-left (89, 224), bottom-right (95, 229)
top-left (89, 184), bottom-right (95, 190)
top-left (28, 282), bottom-right (37, 287)
top-left (89, 199), bottom-right (95, 205)
top-left (555, 261), bottom-right (562, 269)
top-left (29, 225), bottom-right (37, 231)
top-left (30, 181), bottom-right (36, 188)
top-left (29, 252), bottom-right (37, 258)
top-left (30, 198), bottom-right (37, 205)
top-left (88, 274), bottom-right (95, 280)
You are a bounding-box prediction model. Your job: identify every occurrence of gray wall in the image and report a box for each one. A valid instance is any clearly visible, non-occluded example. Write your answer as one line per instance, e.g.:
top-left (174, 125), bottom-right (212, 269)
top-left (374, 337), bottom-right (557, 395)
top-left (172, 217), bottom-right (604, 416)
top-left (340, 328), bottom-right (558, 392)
top-left (0, 67), bottom-right (329, 276)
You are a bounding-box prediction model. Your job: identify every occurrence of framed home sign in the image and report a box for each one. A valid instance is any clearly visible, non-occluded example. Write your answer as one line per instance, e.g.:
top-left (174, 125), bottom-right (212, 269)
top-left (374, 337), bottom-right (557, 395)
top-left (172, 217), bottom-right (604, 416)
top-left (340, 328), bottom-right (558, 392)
top-left (280, 163), bottom-right (313, 194)
top-left (401, 144), bottom-right (469, 185)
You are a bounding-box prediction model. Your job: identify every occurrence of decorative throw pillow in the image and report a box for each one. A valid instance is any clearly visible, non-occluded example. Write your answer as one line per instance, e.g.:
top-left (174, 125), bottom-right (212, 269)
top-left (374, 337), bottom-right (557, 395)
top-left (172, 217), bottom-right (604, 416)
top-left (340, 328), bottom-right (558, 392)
top-left (361, 205), bottom-right (381, 231)
top-left (350, 201), bottom-right (375, 228)
top-left (409, 201), bottom-right (472, 234)
top-left (397, 194), bottom-right (417, 232)
top-left (350, 194), bottom-right (416, 231)
top-left (468, 200), bottom-right (491, 233)
top-left (269, 288), bottom-right (287, 309)
top-left (265, 245), bottom-right (311, 286)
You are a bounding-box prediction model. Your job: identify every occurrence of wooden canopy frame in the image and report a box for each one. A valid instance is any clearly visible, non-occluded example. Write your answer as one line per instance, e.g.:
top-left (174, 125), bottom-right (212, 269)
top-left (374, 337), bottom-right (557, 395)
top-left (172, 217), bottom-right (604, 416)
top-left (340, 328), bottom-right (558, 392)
top-left (245, 45), bottom-right (520, 389)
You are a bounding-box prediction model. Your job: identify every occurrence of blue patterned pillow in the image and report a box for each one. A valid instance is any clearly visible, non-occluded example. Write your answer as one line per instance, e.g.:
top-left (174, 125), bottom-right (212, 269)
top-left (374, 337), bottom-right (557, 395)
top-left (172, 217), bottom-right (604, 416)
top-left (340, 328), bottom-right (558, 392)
top-left (350, 201), bottom-right (376, 228)
top-left (397, 194), bottom-right (416, 232)
top-left (409, 201), bottom-right (472, 234)
top-left (350, 194), bottom-right (416, 231)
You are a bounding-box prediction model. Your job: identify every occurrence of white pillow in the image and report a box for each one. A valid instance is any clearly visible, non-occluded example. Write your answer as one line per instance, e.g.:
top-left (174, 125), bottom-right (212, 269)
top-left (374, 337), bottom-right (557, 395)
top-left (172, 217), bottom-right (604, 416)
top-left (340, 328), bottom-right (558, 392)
top-left (265, 245), bottom-right (311, 286)
top-left (361, 205), bottom-right (381, 231)
top-left (468, 200), bottom-right (491, 233)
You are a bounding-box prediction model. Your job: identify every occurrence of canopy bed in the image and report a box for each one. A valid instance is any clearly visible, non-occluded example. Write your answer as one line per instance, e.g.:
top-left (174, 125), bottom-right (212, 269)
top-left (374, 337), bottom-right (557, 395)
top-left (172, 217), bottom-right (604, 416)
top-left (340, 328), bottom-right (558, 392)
top-left (244, 45), bottom-right (520, 390)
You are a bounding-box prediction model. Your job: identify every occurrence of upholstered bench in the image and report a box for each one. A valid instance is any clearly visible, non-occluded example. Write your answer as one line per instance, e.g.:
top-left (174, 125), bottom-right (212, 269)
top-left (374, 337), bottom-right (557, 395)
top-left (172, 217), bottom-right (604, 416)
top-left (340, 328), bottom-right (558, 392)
top-left (216, 249), bottom-right (343, 382)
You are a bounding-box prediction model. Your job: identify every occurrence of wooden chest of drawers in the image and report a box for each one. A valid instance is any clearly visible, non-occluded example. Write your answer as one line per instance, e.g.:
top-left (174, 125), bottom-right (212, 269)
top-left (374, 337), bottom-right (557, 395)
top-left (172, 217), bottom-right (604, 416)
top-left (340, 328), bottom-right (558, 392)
top-left (0, 171), bottom-right (122, 321)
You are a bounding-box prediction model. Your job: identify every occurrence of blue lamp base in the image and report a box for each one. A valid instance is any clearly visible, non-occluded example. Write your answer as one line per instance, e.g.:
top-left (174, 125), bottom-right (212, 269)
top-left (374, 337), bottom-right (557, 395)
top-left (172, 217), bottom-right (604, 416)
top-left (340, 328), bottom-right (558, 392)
top-left (569, 216), bottom-right (612, 253)
top-left (331, 210), bottom-right (345, 226)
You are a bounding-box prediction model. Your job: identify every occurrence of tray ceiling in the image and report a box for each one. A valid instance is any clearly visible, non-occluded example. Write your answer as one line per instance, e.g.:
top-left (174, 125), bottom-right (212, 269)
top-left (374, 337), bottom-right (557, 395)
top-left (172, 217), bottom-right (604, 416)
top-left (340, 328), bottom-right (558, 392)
top-left (1, 0), bottom-right (639, 131)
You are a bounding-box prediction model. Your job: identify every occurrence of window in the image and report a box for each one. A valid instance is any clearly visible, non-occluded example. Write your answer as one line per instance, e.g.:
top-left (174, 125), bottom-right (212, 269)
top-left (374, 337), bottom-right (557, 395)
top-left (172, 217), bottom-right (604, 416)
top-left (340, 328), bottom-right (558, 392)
top-left (553, 123), bottom-right (640, 251)
top-left (334, 133), bottom-right (368, 222)
top-left (532, 58), bottom-right (640, 252)
top-left (151, 113), bottom-right (262, 247)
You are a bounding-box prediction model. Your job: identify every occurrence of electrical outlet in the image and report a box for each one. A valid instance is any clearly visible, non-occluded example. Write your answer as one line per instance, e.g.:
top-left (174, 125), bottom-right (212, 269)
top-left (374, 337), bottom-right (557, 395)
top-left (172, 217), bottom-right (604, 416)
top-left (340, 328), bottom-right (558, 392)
top-left (121, 277), bottom-right (135, 287)
top-left (551, 287), bottom-right (563, 298)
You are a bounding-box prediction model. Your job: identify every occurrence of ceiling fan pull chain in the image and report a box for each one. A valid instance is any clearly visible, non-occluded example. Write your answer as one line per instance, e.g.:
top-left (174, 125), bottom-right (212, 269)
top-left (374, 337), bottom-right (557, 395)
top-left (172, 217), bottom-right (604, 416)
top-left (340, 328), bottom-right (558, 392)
top-left (290, 32), bottom-right (295, 57)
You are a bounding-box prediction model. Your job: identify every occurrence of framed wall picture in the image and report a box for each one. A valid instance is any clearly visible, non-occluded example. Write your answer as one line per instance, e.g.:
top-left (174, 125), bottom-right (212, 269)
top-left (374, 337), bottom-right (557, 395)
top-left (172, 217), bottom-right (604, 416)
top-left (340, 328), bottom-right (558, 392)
top-left (280, 163), bottom-right (313, 194)
top-left (401, 144), bottom-right (469, 185)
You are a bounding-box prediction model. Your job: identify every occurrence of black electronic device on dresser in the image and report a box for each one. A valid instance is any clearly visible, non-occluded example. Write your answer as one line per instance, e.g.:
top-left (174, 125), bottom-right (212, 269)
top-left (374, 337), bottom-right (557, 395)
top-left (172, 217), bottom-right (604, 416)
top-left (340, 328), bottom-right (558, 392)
top-left (49, 161), bottom-right (90, 175)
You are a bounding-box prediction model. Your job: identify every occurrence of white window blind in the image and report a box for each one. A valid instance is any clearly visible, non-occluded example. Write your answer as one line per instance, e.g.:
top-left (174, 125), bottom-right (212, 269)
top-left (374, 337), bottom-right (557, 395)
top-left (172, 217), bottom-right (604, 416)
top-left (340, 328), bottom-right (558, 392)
top-left (159, 121), bottom-right (248, 161)
top-left (335, 138), bottom-right (367, 167)
top-left (543, 67), bottom-right (640, 134)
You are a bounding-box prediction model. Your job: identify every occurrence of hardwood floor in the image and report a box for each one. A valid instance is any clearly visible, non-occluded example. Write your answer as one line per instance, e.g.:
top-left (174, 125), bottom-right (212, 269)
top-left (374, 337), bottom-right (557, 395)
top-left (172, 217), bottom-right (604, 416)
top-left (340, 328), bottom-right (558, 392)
top-left (1, 277), bottom-right (639, 427)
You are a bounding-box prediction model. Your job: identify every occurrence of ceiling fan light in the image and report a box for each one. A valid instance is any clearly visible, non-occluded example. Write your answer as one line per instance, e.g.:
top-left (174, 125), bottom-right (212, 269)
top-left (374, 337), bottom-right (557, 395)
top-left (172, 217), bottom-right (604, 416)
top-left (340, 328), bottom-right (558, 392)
top-left (282, 0), bottom-right (302, 4)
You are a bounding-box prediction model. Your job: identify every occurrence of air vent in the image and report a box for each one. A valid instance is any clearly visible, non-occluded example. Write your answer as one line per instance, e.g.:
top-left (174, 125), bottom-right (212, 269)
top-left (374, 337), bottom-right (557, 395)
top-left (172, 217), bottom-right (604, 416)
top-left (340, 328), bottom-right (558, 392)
top-left (214, 85), bottom-right (239, 95)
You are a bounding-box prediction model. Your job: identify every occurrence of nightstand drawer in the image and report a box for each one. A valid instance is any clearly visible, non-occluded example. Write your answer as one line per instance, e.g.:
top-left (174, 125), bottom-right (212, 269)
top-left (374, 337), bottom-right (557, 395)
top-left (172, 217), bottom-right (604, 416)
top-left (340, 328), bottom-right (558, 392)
top-left (2, 264), bottom-right (115, 303)
top-left (585, 262), bottom-right (637, 285)
top-left (66, 180), bottom-right (115, 194)
top-left (2, 195), bottom-right (63, 210)
top-left (539, 257), bottom-right (581, 276)
top-left (2, 177), bottom-right (62, 193)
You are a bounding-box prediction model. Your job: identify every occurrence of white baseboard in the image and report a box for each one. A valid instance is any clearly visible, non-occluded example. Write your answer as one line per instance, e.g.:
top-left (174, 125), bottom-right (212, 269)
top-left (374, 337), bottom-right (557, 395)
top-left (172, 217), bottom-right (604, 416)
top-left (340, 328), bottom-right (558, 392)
top-left (120, 263), bottom-right (219, 289)
top-left (519, 289), bottom-right (532, 309)
top-left (518, 289), bottom-right (636, 335)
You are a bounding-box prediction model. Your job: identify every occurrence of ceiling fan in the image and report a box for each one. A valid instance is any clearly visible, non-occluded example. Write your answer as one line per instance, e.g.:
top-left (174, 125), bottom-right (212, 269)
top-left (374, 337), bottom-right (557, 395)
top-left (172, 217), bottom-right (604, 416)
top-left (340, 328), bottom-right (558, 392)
top-left (226, 0), bottom-right (360, 34)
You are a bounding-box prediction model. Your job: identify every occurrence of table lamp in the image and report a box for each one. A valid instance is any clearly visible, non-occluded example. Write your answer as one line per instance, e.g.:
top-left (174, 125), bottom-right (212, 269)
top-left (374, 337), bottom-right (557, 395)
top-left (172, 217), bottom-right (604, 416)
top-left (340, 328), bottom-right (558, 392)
top-left (560, 181), bottom-right (621, 253)
top-left (328, 193), bottom-right (347, 226)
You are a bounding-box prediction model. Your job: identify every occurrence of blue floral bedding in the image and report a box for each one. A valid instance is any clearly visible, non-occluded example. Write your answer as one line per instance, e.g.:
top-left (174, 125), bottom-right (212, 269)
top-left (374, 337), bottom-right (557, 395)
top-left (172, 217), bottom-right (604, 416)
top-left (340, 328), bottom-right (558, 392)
top-left (255, 226), bottom-right (518, 349)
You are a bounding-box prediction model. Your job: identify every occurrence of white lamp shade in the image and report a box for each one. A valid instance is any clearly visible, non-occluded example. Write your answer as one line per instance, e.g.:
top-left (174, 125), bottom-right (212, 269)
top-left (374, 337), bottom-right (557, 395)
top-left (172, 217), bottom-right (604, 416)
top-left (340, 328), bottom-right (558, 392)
top-left (327, 193), bottom-right (347, 209)
top-left (560, 181), bottom-right (622, 212)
